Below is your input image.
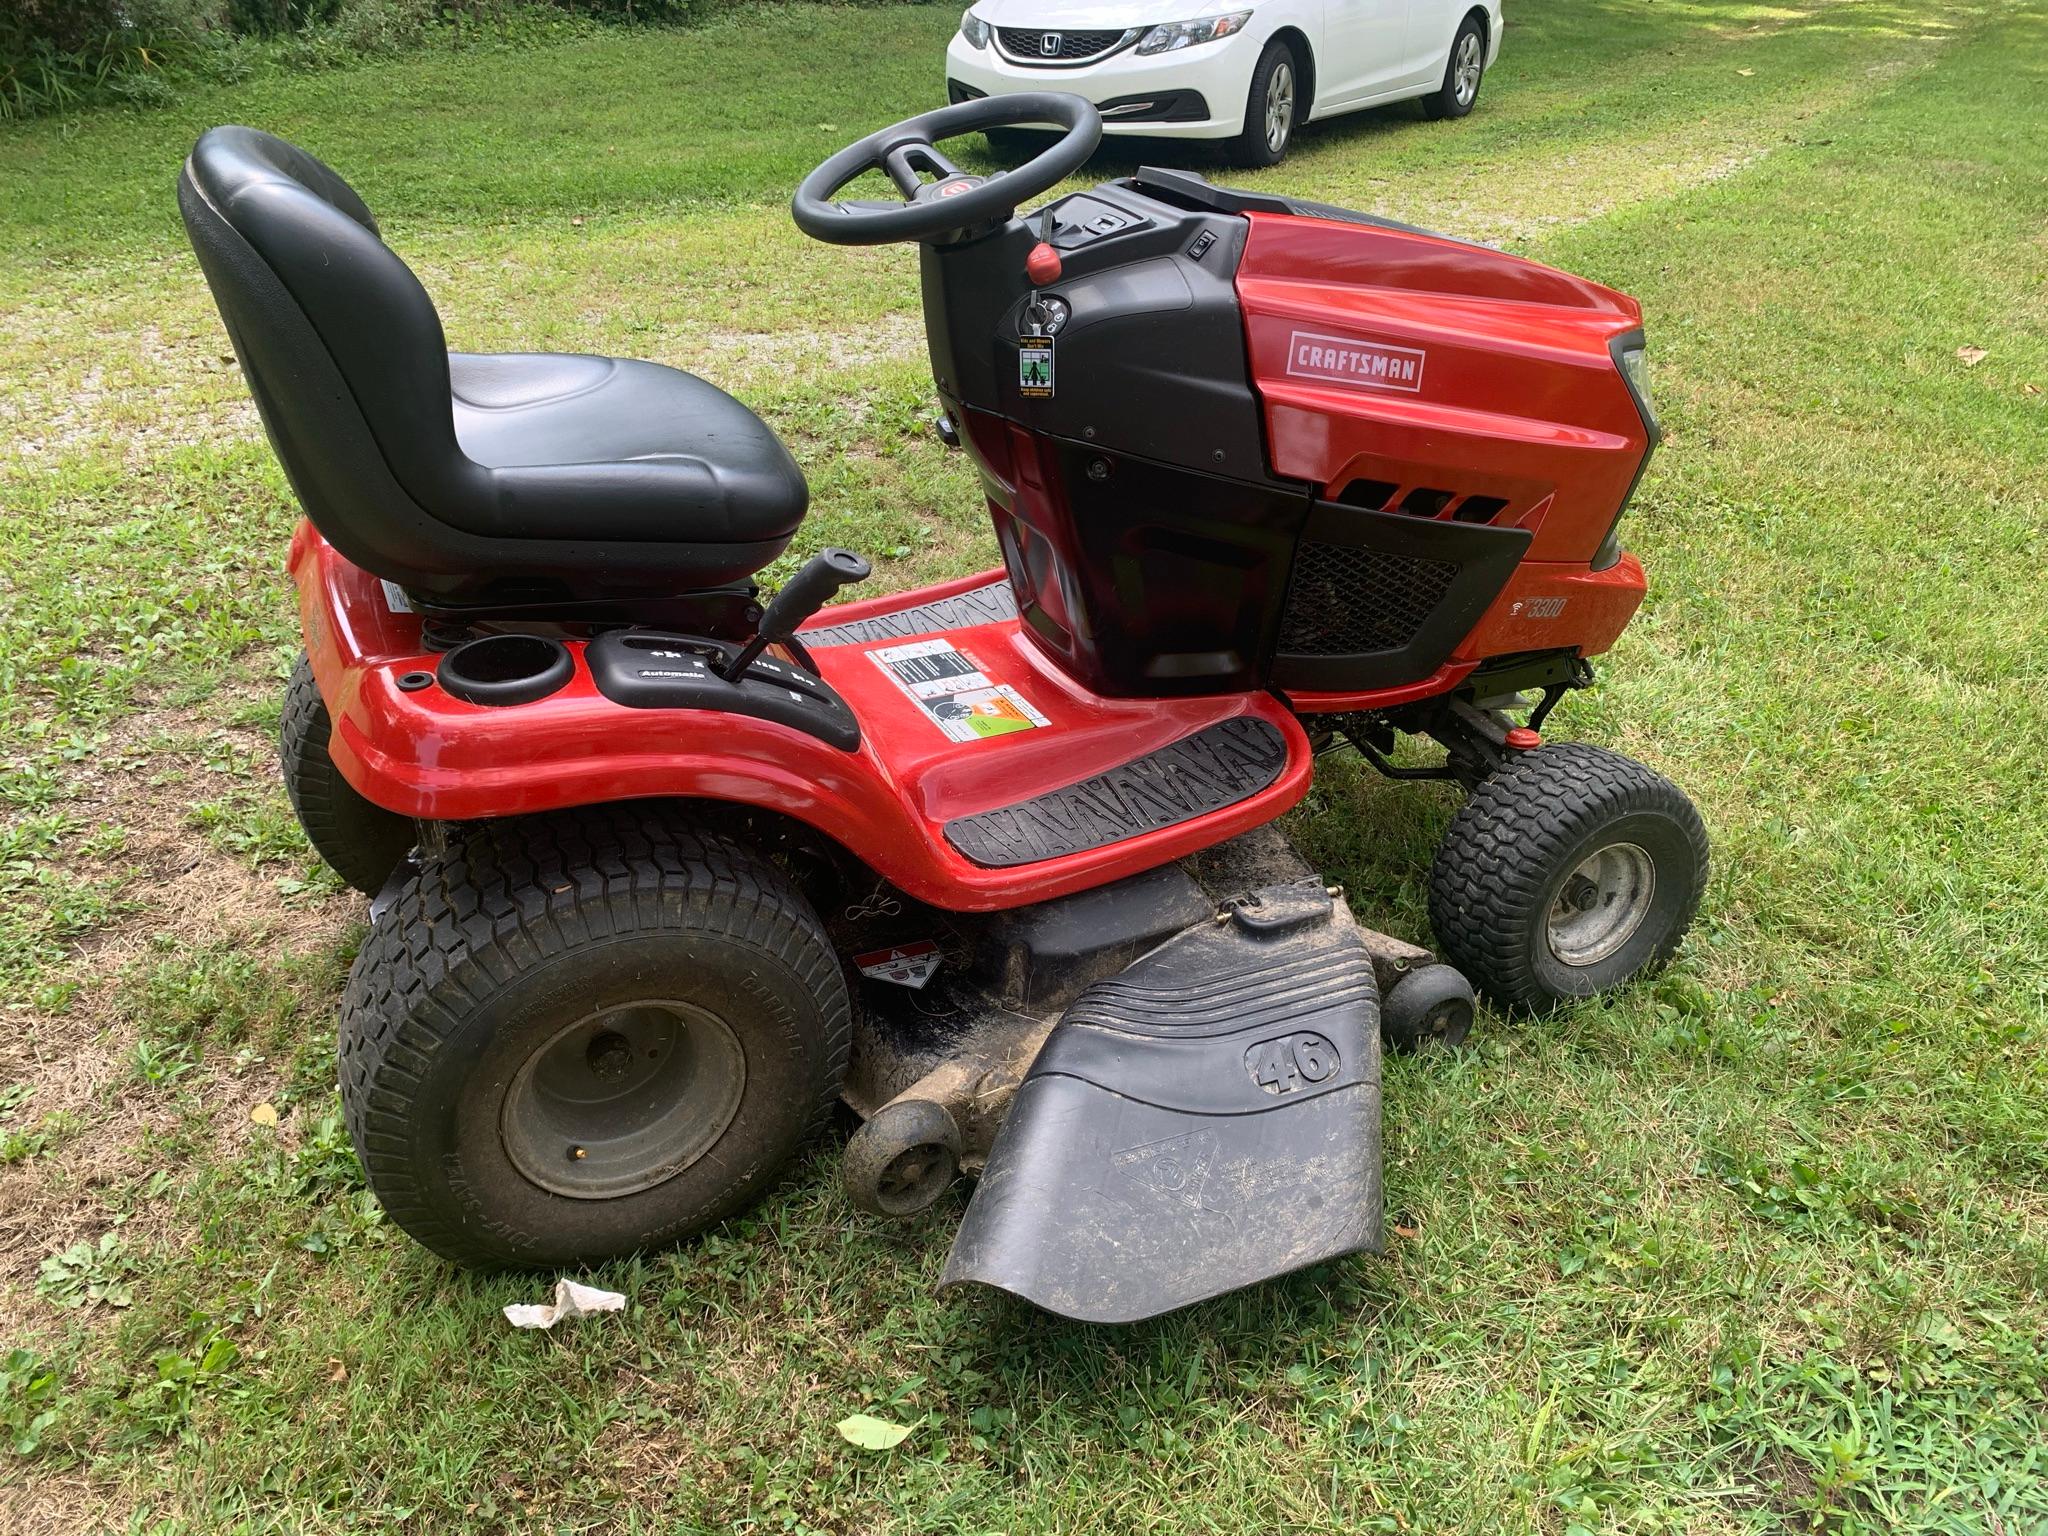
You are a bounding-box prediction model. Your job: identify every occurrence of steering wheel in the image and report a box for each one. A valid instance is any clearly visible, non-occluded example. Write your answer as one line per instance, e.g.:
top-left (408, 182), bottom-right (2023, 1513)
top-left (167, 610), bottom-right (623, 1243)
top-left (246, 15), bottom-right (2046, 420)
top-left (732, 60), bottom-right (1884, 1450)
top-left (791, 94), bottom-right (1102, 247)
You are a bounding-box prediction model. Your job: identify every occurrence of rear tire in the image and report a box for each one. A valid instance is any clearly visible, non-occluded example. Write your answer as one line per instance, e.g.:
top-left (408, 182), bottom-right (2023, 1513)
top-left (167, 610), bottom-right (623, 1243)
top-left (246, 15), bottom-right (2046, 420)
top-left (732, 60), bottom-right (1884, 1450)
top-left (1229, 39), bottom-right (1302, 168)
top-left (280, 653), bottom-right (414, 895)
top-left (338, 809), bottom-right (851, 1269)
top-left (1427, 744), bottom-right (1707, 1011)
top-left (1421, 13), bottom-right (1487, 121)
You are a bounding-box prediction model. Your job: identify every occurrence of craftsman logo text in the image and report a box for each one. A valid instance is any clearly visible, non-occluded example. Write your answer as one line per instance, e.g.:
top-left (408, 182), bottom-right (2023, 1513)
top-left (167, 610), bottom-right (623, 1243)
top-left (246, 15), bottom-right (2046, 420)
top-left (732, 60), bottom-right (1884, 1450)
top-left (1284, 330), bottom-right (1426, 393)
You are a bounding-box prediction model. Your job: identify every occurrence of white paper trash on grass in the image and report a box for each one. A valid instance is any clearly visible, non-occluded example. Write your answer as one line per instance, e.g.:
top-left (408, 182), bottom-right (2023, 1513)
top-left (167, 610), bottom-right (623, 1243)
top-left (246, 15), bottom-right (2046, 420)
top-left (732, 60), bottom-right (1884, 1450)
top-left (503, 1279), bottom-right (627, 1330)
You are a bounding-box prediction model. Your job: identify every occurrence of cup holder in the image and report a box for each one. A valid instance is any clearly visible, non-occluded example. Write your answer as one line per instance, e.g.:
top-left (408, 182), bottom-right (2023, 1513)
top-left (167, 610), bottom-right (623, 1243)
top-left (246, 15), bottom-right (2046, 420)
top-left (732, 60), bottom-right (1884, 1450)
top-left (436, 634), bottom-right (573, 707)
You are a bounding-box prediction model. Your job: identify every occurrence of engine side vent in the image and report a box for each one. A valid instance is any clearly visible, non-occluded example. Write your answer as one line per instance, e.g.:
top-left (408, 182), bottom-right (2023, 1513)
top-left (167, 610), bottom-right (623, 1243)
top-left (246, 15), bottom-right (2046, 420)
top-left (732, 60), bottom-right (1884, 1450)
top-left (1453, 495), bottom-right (1510, 524)
top-left (1278, 540), bottom-right (1460, 657)
top-left (1335, 478), bottom-right (1399, 510)
top-left (1398, 487), bottom-right (1455, 518)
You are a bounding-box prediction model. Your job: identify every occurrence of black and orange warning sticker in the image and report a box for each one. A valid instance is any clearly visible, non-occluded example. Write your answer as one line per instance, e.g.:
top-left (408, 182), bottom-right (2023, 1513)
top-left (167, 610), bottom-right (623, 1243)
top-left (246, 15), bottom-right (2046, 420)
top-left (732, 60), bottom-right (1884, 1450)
top-left (868, 638), bottom-right (1049, 742)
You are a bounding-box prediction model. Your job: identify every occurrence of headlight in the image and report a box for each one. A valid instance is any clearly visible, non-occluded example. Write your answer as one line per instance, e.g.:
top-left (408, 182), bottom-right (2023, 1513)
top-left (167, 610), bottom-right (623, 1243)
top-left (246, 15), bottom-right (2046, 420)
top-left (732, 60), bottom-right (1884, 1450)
top-left (1595, 336), bottom-right (1659, 570)
top-left (959, 8), bottom-right (991, 47)
top-left (1134, 10), bottom-right (1252, 54)
top-left (1617, 344), bottom-right (1654, 427)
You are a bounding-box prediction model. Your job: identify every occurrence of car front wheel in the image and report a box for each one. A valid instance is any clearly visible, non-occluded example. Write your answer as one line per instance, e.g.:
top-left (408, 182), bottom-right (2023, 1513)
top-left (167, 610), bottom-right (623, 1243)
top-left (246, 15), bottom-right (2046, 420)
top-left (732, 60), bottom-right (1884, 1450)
top-left (1422, 14), bottom-right (1487, 120)
top-left (1229, 39), bottom-right (1301, 167)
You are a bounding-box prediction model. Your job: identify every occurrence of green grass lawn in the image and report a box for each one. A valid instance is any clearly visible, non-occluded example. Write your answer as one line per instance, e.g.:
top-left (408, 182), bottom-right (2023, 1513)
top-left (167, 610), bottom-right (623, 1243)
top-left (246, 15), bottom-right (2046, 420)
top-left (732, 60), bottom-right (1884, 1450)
top-left (2, 0), bottom-right (2045, 1530)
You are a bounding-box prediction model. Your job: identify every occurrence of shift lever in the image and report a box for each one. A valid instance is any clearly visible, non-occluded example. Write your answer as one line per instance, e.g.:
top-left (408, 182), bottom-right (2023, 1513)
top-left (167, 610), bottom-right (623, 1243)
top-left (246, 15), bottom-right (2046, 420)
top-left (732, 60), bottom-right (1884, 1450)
top-left (723, 547), bottom-right (871, 681)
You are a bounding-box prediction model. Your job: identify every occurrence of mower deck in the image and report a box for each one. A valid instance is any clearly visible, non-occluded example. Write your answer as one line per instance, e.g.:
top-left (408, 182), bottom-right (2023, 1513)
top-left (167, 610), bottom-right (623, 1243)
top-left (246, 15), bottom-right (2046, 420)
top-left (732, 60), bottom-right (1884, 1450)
top-left (945, 877), bottom-right (1384, 1323)
top-left (837, 826), bottom-right (1397, 1322)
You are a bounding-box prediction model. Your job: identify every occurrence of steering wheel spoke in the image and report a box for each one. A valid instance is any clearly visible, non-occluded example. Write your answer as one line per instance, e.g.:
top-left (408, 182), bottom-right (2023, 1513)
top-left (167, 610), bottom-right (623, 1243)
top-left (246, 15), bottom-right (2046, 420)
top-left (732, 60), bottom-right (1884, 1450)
top-left (880, 140), bottom-right (966, 198)
top-left (792, 94), bottom-right (1102, 247)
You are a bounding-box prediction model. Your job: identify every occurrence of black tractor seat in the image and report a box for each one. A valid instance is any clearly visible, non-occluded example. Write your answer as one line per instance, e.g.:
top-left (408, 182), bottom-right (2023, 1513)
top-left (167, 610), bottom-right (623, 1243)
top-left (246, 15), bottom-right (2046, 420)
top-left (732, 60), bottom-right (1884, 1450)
top-left (445, 352), bottom-right (802, 546)
top-left (179, 126), bottom-right (807, 614)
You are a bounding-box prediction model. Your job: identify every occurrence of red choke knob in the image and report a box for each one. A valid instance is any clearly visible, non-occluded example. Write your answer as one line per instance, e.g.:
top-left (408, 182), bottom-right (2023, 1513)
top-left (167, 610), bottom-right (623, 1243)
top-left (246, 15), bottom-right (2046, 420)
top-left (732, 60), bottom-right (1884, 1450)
top-left (1025, 242), bottom-right (1062, 286)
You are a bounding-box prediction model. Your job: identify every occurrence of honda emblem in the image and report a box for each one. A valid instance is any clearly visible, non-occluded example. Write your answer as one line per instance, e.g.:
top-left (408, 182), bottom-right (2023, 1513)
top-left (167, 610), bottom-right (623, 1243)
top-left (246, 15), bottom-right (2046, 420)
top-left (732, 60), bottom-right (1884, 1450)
top-left (1040, 31), bottom-right (1060, 55)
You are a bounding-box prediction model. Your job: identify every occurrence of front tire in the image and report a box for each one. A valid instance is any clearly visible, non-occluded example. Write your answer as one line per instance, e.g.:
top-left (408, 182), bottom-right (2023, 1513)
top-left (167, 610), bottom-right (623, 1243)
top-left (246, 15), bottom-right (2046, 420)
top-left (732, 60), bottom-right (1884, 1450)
top-left (1421, 13), bottom-right (1487, 121)
top-left (280, 652), bottom-right (414, 895)
top-left (1427, 744), bottom-right (1708, 1011)
top-left (338, 809), bottom-right (851, 1269)
top-left (984, 126), bottom-right (1051, 163)
top-left (1229, 39), bottom-right (1302, 168)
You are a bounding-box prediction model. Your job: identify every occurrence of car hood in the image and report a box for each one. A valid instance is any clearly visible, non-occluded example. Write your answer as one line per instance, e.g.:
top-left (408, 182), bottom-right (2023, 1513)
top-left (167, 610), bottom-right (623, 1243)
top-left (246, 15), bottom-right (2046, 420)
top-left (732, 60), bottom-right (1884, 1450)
top-left (967, 0), bottom-right (1195, 31)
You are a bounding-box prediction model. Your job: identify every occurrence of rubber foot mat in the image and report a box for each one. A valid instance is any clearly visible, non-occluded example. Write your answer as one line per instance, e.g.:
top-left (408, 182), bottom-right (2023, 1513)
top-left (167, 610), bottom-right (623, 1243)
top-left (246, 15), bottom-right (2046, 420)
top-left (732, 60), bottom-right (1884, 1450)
top-left (944, 716), bottom-right (1289, 868)
top-left (805, 580), bottom-right (1018, 648)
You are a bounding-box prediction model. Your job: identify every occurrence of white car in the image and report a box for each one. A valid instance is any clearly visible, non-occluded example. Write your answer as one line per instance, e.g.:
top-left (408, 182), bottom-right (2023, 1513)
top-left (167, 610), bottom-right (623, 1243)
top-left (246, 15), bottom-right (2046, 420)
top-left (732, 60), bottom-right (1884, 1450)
top-left (946, 0), bottom-right (1503, 166)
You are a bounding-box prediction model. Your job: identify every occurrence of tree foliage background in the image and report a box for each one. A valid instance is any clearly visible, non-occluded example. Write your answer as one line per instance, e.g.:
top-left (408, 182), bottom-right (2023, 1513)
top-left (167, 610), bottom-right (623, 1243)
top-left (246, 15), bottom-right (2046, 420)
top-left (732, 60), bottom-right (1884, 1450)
top-left (1, 0), bottom-right (912, 119)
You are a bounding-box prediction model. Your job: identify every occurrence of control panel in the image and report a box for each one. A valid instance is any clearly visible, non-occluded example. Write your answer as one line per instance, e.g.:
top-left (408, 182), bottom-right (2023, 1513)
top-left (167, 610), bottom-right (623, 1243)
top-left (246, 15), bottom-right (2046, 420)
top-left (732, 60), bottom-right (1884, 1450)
top-left (1042, 194), bottom-right (1154, 250)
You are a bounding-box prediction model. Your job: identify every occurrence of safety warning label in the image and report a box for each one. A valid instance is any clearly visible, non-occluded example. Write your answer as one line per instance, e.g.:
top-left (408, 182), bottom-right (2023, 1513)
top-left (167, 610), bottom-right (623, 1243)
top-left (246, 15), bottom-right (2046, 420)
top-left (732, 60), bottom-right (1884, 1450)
top-left (853, 940), bottom-right (942, 989)
top-left (869, 638), bottom-right (1049, 742)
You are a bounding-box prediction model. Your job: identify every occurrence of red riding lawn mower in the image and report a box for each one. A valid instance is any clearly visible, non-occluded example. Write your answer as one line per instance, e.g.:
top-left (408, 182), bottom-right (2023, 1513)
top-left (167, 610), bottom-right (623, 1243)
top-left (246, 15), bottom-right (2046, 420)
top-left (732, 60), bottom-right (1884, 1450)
top-left (179, 94), bottom-right (1706, 1323)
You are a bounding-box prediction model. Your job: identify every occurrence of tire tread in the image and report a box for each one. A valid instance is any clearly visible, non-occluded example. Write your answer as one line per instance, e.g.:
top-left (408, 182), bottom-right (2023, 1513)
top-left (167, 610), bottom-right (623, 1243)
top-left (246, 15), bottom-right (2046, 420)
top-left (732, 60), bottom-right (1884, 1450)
top-left (280, 653), bottom-right (415, 894)
top-left (337, 805), bottom-right (851, 1267)
top-left (1426, 742), bottom-right (1708, 1011)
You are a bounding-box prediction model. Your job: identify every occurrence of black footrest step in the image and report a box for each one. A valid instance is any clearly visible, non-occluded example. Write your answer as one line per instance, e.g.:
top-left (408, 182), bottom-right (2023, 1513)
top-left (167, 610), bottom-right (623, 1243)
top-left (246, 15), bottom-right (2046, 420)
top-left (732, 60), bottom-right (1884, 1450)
top-left (944, 716), bottom-right (1290, 869)
top-left (805, 579), bottom-right (1018, 648)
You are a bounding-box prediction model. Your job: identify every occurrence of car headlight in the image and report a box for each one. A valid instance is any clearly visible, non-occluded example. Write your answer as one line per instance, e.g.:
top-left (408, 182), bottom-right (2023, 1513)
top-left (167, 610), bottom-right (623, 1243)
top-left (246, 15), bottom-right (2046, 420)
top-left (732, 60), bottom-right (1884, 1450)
top-left (959, 8), bottom-right (991, 47)
top-left (1134, 10), bottom-right (1252, 55)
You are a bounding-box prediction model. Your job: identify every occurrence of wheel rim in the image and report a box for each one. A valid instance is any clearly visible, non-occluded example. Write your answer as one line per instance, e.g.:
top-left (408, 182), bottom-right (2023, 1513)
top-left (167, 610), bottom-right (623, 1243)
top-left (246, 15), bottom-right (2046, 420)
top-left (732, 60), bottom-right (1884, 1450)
top-left (1265, 60), bottom-right (1295, 153)
top-left (876, 1144), bottom-right (951, 1211)
top-left (1545, 843), bottom-right (1656, 967)
top-left (1422, 1001), bottom-right (1467, 1042)
top-left (500, 999), bottom-right (746, 1199)
top-left (1453, 33), bottom-right (1482, 106)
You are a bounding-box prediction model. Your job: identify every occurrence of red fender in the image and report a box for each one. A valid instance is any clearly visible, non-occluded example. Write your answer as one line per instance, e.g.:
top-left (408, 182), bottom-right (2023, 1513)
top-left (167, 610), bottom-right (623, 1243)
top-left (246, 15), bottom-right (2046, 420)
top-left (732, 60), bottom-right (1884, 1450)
top-left (294, 527), bottom-right (1311, 912)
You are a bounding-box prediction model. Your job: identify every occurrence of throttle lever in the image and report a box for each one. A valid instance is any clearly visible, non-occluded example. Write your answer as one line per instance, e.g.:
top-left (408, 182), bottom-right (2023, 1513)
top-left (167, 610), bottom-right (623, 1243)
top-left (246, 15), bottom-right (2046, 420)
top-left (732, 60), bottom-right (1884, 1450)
top-left (722, 548), bottom-right (872, 682)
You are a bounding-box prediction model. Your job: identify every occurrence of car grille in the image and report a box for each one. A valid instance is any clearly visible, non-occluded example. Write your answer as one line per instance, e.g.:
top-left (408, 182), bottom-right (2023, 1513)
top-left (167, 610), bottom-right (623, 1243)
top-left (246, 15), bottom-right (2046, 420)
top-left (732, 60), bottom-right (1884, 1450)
top-left (996, 27), bottom-right (1129, 63)
top-left (1278, 541), bottom-right (1461, 657)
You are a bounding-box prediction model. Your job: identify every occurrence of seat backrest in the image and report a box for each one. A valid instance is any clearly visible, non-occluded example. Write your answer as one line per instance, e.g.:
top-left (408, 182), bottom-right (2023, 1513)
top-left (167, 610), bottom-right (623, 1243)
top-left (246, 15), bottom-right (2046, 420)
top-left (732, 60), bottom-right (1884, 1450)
top-left (179, 127), bottom-right (486, 585)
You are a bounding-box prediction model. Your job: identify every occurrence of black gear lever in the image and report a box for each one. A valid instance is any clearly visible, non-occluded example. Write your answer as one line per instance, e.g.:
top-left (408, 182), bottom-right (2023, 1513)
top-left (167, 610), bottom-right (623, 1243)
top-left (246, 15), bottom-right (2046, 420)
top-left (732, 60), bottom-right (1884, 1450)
top-left (722, 548), bottom-right (872, 681)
